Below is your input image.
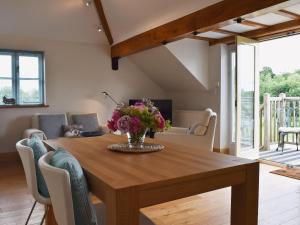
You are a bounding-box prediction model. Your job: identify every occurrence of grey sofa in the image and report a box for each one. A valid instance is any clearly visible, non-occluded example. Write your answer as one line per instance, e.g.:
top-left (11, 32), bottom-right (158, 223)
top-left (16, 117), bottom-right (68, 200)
top-left (23, 113), bottom-right (107, 140)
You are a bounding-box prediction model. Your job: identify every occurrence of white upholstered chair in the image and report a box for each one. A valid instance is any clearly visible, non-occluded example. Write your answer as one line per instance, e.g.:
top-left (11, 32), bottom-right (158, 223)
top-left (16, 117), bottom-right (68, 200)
top-left (39, 152), bottom-right (155, 225)
top-left (16, 139), bottom-right (51, 225)
top-left (155, 109), bottom-right (217, 151)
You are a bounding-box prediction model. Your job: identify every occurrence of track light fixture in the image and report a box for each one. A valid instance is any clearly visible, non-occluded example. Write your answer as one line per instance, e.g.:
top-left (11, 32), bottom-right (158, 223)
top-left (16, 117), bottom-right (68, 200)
top-left (234, 17), bottom-right (245, 24)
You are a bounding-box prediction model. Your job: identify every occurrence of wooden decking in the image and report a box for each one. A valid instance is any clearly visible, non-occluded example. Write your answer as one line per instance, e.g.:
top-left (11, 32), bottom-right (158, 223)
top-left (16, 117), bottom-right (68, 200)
top-left (1, 161), bottom-right (300, 225)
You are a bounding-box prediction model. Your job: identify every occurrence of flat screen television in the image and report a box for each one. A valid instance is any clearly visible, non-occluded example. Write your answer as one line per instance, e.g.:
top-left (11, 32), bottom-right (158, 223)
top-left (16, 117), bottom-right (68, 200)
top-left (129, 99), bottom-right (172, 124)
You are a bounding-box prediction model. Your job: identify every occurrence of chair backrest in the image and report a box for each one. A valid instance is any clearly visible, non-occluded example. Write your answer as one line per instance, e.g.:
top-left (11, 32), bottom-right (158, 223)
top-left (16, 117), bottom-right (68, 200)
top-left (39, 152), bottom-right (75, 225)
top-left (171, 109), bottom-right (217, 151)
top-left (16, 139), bottom-right (51, 205)
top-left (205, 113), bottom-right (217, 151)
top-left (173, 109), bottom-right (215, 128)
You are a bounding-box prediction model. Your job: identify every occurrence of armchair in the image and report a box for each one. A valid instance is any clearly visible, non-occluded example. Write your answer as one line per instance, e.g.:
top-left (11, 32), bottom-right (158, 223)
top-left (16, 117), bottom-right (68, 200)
top-left (155, 109), bottom-right (217, 151)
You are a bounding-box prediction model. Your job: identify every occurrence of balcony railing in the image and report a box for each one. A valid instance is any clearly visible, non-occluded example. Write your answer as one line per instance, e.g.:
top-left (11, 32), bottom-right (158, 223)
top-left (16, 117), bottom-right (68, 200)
top-left (260, 93), bottom-right (300, 150)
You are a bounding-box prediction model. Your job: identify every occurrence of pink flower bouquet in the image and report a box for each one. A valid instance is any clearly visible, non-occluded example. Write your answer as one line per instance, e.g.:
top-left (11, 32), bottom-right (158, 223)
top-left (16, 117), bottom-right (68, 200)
top-left (107, 99), bottom-right (170, 146)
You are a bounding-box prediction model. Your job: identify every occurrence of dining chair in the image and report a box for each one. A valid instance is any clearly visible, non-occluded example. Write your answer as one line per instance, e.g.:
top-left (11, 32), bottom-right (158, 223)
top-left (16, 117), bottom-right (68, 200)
top-left (39, 152), bottom-right (155, 225)
top-left (16, 139), bottom-right (51, 225)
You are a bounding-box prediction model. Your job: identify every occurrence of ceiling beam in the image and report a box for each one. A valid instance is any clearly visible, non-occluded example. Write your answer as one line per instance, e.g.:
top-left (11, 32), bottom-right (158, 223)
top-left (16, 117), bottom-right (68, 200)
top-left (111, 0), bottom-right (299, 58)
top-left (186, 34), bottom-right (215, 42)
top-left (241, 20), bottom-right (268, 28)
top-left (94, 0), bottom-right (113, 45)
top-left (274, 9), bottom-right (300, 19)
top-left (210, 18), bottom-right (300, 45)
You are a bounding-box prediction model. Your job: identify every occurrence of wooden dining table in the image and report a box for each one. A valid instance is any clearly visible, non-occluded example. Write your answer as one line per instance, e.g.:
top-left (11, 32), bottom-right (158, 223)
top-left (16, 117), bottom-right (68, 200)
top-left (44, 134), bottom-right (259, 225)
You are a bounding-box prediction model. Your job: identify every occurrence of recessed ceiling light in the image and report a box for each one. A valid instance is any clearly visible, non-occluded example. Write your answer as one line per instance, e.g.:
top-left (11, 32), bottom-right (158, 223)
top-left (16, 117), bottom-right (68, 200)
top-left (84, 0), bottom-right (93, 7)
top-left (97, 26), bottom-right (102, 32)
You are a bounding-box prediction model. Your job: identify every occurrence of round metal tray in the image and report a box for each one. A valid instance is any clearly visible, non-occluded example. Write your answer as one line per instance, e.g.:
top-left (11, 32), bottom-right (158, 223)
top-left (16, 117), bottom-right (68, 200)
top-left (107, 143), bottom-right (164, 153)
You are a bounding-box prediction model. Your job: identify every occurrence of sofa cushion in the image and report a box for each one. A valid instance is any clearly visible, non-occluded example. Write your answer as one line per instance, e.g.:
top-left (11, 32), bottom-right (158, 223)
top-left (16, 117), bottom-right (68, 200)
top-left (26, 137), bottom-right (50, 198)
top-left (39, 114), bottom-right (67, 139)
top-left (71, 113), bottom-right (99, 132)
top-left (193, 124), bottom-right (208, 136)
top-left (50, 149), bottom-right (98, 225)
top-left (189, 123), bottom-right (207, 135)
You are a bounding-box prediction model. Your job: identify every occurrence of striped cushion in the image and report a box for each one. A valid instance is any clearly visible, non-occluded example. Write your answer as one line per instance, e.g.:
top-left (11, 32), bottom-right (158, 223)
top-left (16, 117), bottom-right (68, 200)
top-left (50, 149), bottom-right (97, 225)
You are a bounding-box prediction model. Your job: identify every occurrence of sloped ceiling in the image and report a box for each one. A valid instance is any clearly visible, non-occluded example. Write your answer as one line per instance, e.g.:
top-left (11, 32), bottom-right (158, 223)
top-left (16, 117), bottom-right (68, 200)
top-left (101, 0), bottom-right (222, 43)
top-left (0, 0), bottom-right (107, 44)
top-left (129, 44), bottom-right (207, 92)
top-left (0, 0), bottom-right (223, 45)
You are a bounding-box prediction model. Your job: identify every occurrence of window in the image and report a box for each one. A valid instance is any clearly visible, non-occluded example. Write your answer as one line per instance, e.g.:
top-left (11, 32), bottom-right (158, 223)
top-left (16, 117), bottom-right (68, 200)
top-left (0, 50), bottom-right (45, 106)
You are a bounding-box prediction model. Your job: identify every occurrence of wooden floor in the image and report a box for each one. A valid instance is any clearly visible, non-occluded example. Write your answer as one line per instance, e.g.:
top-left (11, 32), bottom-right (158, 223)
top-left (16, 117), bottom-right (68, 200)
top-left (1, 162), bottom-right (300, 225)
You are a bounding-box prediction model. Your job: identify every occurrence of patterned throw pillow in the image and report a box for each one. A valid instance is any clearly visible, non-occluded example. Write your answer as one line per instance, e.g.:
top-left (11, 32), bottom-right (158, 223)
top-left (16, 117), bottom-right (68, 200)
top-left (189, 123), bottom-right (208, 136)
top-left (26, 137), bottom-right (50, 198)
top-left (63, 124), bottom-right (83, 137)
top-left (50, 149), bottom-right (98, 225)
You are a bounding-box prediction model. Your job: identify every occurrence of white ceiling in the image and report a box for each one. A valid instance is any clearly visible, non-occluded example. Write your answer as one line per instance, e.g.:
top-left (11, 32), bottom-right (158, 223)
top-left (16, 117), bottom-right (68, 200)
top-left (198, 31), bottom-right (230, 39)
top-left (195, 3), bottom-right (300, 41)
top-left (0, 0), bottom-right (107, 44)
top-left (222, 23), bottom-right (258, 33)
top-left (2, 0), bottom-right (300, 45)
top-left (248, 13), bottom-right (292, 26)
top-left (101, 0), bottom-right (222, 44)
top-left (285, 3), bottom-right (300, 14)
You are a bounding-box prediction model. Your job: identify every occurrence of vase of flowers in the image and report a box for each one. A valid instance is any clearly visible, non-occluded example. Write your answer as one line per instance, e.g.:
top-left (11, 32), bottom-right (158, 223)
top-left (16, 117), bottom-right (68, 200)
top-left (107, 99), bottom-right (170, 148)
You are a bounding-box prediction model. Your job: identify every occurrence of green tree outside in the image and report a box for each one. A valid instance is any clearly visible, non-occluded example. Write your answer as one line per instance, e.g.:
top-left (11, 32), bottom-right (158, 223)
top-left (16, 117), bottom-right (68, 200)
top-left (260, 67), bottom-right (300, 104)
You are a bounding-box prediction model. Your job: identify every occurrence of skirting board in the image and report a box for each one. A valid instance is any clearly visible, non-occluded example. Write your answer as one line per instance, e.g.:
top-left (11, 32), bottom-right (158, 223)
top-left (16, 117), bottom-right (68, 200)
top-left (0, 152), bottom-right (20, 163)
top-left (213, 148), bottom-right (229, 154)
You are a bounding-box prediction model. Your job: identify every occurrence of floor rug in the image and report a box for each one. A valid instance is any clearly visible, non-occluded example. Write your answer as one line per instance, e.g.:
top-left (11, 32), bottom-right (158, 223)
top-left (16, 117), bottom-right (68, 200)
top-left (270, 167), bottom-right (300, 180)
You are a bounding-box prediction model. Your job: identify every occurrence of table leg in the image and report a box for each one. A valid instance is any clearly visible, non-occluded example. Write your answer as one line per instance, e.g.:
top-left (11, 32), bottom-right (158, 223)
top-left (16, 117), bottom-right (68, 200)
top-left (106, 188), bottom-right (139, 225)
top-left (231, 163), bottom-right (259, 225)
top-left (45, 205), bottom-right (58, 225)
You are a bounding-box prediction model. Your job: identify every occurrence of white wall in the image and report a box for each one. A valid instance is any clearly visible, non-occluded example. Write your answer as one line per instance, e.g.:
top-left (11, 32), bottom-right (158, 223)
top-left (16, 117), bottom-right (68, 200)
top-left (167, 44), bottom-right (230, 150)
top-left (129, 44), bottom-right (206, 92)
top-left (0, 35), bottom-right (166, 153)
top-left (166, 39), bottom-right (210, 90)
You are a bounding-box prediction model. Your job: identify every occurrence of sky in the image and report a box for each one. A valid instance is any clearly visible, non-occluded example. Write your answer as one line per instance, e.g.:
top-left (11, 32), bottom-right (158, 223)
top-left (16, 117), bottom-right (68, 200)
top-left (259, 34), bottom-right (300, 74)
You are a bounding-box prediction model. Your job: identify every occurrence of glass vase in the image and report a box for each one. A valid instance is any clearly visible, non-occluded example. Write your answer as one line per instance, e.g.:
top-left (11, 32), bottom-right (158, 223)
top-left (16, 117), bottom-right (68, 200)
top-left (127, 130), bottom-right (147, 149)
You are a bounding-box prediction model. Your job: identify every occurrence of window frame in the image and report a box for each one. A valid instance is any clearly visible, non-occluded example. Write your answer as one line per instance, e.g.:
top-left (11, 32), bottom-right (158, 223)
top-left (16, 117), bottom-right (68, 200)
top-left (0, 49), bottom-right (45, 106)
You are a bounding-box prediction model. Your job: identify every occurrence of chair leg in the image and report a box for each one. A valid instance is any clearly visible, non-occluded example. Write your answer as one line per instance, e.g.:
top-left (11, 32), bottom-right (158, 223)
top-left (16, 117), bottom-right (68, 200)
top-left (282, 133), bottom-right (285, 153)
top-left (25, 200), bottom-right (37, 225)
top-left (297, 133), bottom-right (299, 151)
top-left (277, 131), bottom-right (281, 151)
top-left (40, 205), bottom-right (48, 225)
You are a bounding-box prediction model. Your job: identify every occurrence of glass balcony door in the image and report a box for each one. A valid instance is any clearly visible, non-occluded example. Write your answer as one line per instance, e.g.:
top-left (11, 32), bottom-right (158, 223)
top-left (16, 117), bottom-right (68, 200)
top-left (231, 36), bottom-right (260, 159)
